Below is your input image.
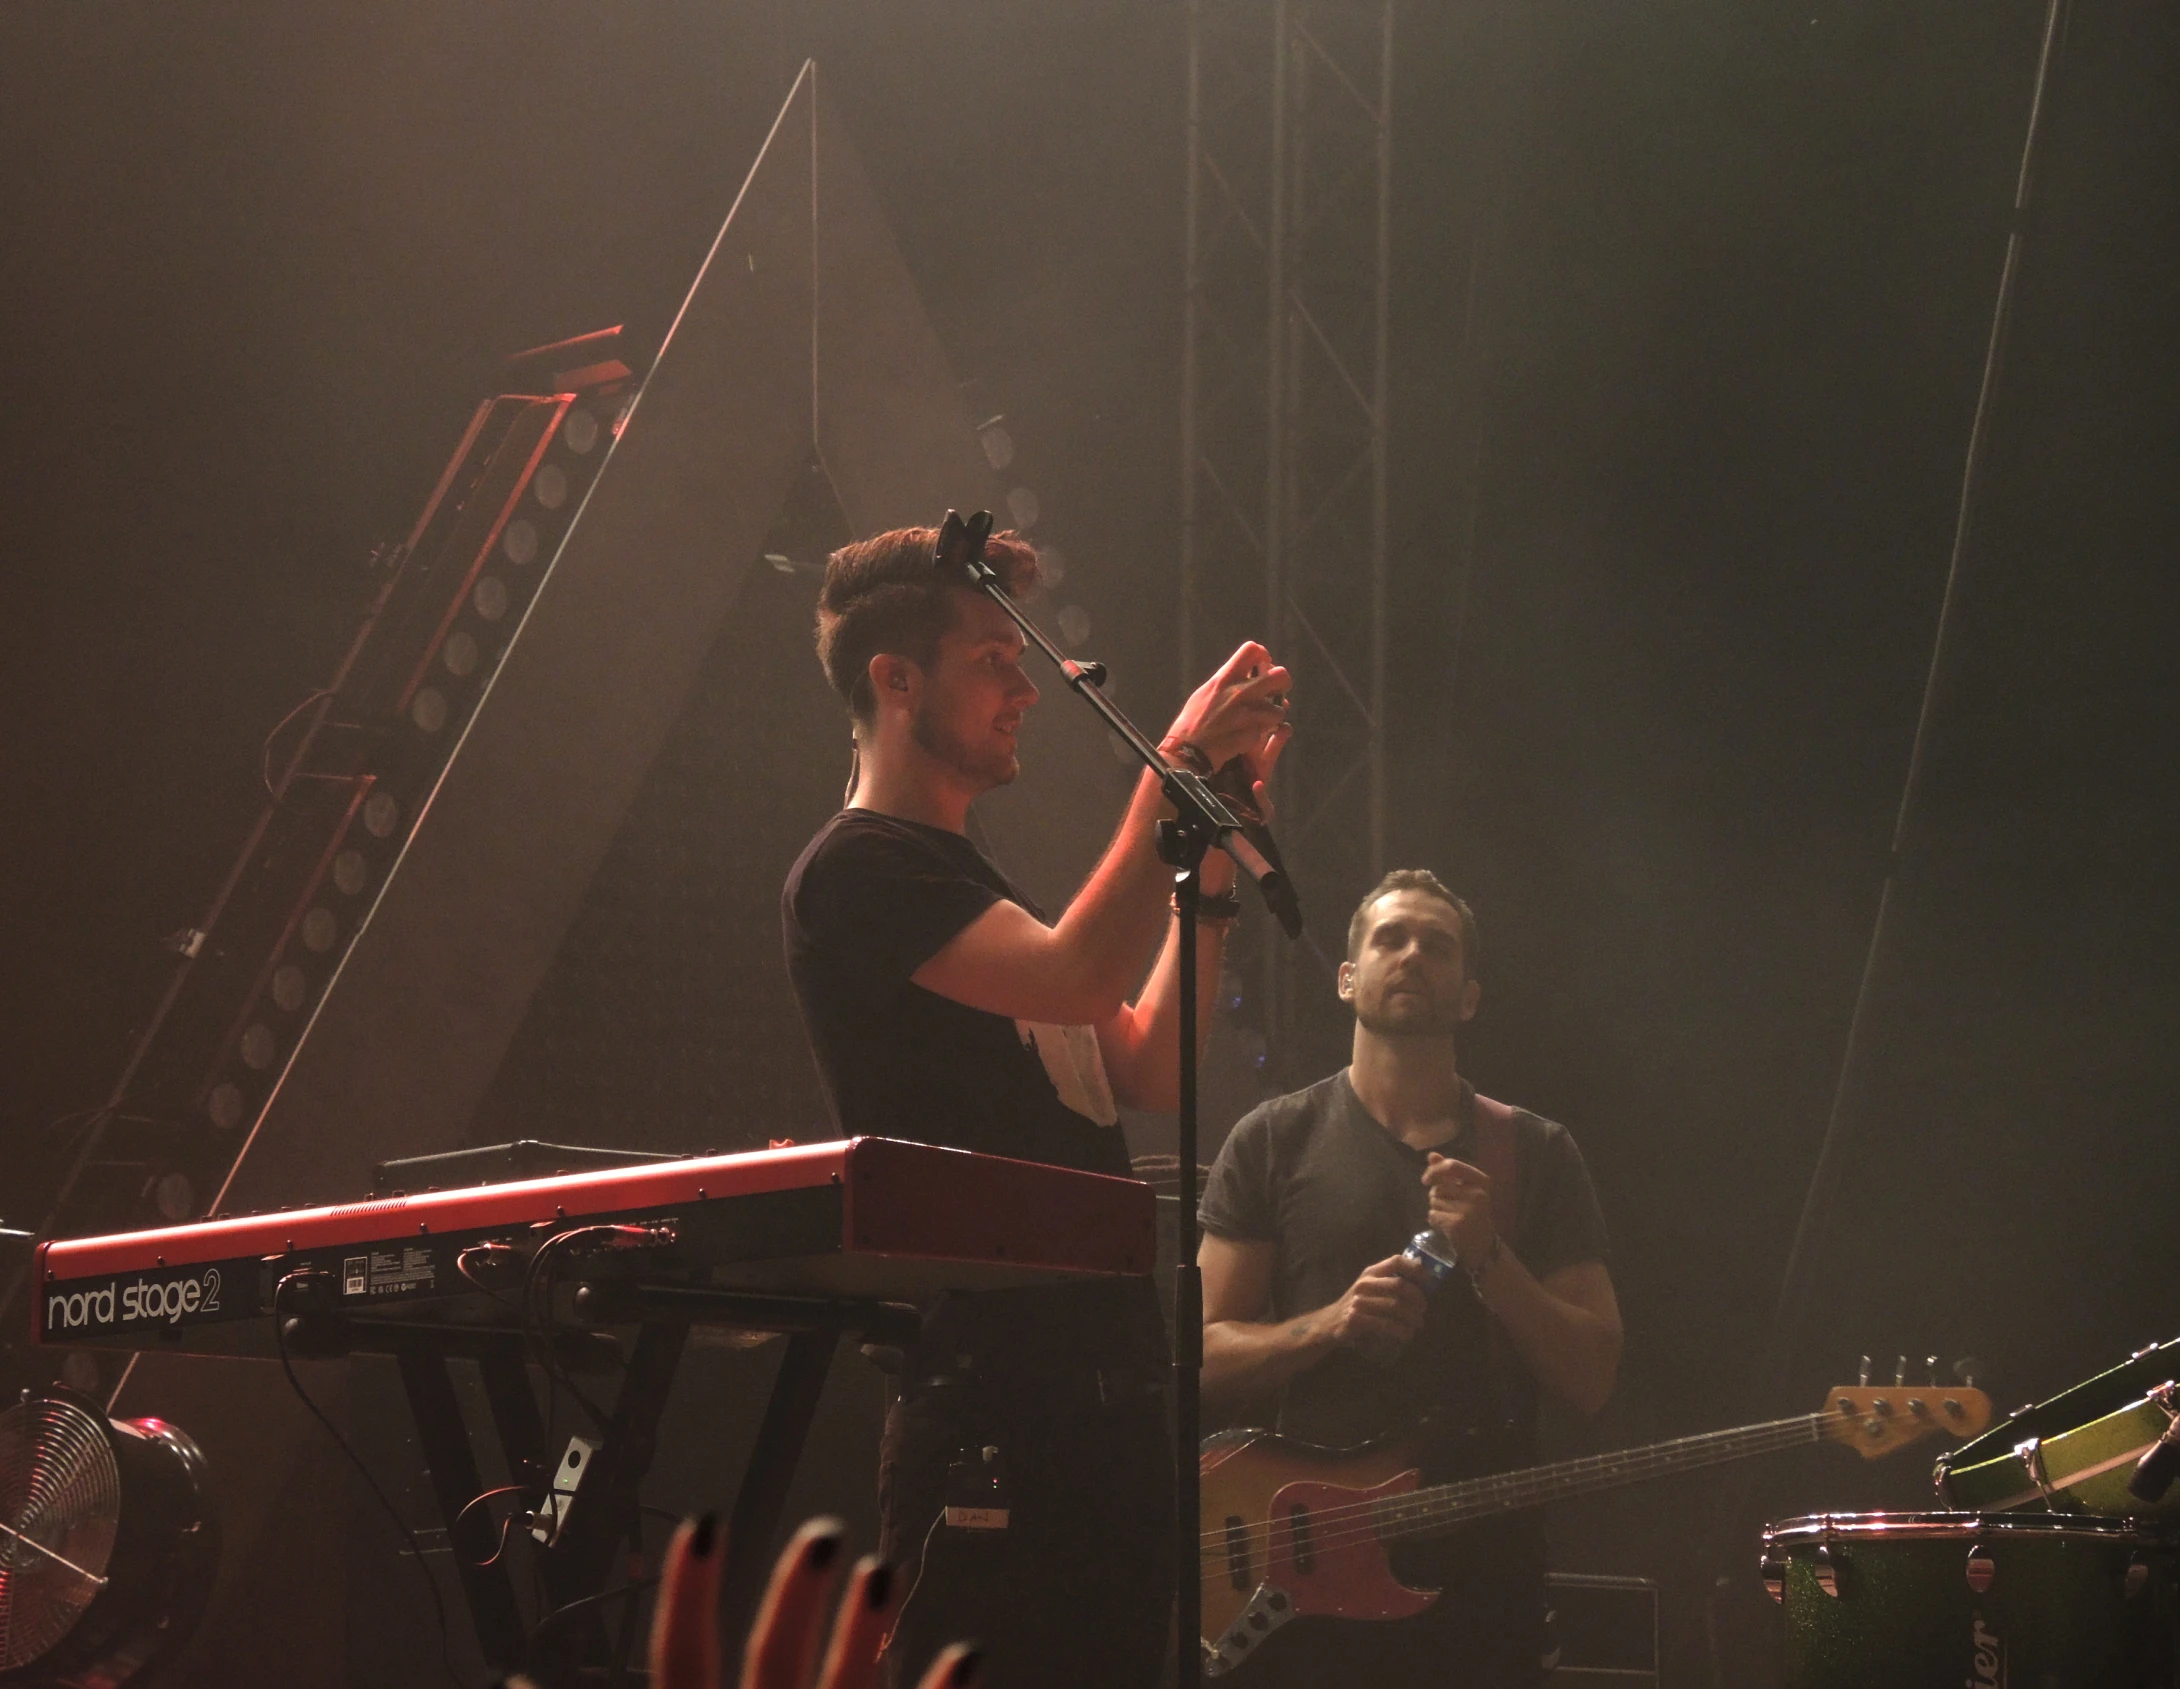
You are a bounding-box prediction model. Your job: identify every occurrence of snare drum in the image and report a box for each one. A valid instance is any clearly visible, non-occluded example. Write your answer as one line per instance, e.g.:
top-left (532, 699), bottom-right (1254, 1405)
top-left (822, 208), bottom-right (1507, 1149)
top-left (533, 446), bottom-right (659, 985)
top-left (1761, 1511), bottom-right (2178, 1688)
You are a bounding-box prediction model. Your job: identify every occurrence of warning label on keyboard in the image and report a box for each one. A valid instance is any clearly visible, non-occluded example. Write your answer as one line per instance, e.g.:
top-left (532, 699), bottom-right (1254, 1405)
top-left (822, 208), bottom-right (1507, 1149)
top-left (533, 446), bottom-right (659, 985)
top-left (358, 1246), bottom-right (435, 1298)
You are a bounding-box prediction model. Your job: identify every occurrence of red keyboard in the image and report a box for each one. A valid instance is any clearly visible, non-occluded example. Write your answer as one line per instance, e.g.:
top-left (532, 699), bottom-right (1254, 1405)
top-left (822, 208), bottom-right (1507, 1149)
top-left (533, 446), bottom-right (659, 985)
top-left (35, 1136), bottom-right (1155, 1357)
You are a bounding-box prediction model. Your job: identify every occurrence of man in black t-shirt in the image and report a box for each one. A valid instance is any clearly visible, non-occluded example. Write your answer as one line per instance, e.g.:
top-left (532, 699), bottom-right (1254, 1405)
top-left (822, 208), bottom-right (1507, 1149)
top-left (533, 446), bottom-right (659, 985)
top-left (1199, 870), bottom-right (1621, 1689)
top-left (781, 524), bottom-right (1290, 1689)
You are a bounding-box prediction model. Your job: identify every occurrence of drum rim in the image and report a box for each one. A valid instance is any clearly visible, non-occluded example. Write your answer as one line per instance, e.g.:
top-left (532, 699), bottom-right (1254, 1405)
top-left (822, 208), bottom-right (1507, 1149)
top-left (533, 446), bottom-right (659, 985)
top-left (1942, 1338), bottom-right (2180, 1475)
top-left (1765, 1510), bottom-right (2174, 1547)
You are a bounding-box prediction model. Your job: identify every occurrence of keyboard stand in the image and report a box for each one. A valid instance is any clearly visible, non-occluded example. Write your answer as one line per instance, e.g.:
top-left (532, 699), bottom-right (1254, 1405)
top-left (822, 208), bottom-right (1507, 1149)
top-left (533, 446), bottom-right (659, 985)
top-left (284, 1279), bottom-right (917, 1684)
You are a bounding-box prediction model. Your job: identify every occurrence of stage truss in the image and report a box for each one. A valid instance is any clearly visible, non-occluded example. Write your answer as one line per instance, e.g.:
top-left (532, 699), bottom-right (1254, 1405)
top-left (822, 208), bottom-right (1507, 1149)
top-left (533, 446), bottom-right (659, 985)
top-left (1182, 0), bottom-right (1395, 1076)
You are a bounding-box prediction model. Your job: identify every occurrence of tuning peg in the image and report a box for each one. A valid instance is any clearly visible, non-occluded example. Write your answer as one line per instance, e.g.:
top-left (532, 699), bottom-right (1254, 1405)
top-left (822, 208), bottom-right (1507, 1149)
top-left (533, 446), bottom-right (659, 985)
top-left (1894, 1356), bottom-right (1908, 1387)
top-left (1859, 1355), bottom-right (1872, 1387)
top-left (1953, 1357), bottom-right (1981, 1389)
top-left (1926, 1355), bottom-right (1939, 1385)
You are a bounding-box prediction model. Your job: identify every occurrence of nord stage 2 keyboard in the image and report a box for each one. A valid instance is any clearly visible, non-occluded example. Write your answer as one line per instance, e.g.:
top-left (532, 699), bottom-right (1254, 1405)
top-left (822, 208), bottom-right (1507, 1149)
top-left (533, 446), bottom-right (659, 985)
top-left (33, 1137), bottom-right (1156, 1680)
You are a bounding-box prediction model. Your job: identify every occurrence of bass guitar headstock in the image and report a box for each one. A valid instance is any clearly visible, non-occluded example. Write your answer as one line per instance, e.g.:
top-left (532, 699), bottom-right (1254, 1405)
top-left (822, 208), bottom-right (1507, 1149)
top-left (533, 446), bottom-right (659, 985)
top-left (1818, 1358), bottom-right (1992, 1459)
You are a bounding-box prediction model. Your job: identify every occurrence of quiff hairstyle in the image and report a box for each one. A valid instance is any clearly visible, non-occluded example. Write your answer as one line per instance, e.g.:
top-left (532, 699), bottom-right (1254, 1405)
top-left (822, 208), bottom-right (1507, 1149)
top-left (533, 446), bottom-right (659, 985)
top-left (1346, 868), bottom-right (1480, 973)
top-left (814, 525), bottom-right (1042, 723)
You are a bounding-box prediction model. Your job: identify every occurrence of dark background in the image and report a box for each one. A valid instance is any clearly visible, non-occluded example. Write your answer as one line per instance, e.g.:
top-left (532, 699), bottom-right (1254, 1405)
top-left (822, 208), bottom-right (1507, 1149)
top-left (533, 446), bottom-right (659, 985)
top-left (2, 1), bottom-right (2176, 1683)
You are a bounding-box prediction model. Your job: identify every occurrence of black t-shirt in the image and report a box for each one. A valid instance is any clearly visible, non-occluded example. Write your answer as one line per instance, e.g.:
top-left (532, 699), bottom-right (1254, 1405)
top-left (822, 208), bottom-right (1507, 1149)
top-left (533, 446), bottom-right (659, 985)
top-left (783, 808), bottom-right (1161, 1373)
top-left (781, 808), bottom-right (1135, 1178)
top-left (1199, 1070), bottom-right (1610, 1453)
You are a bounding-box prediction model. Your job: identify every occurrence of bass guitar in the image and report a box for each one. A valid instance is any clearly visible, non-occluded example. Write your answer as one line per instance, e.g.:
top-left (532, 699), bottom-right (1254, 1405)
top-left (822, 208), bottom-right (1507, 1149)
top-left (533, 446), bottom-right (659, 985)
top-left (1199, 1379), bottom-right (1992, 1676)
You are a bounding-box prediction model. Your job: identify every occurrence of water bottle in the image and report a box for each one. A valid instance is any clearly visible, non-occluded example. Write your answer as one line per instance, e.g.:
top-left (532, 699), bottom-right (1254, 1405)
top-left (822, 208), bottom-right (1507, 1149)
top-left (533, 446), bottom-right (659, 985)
top-left (1351, 1229), bottom-right (1460, 1367)
top-left (1403, 1227), bottom-right (1462, 1289)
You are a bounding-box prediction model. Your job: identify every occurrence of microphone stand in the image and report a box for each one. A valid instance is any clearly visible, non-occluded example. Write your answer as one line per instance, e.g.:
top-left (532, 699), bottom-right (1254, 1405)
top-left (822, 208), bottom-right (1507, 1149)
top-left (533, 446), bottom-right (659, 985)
top-left (936, 511), bottom-right (1300, 1689)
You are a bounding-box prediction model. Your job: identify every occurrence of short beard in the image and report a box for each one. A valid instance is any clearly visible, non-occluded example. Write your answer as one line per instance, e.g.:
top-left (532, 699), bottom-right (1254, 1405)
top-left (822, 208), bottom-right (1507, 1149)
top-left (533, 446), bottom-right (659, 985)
top-left (1353, 996), bottom-right (1463, 1039)
top-left (911, 698), bottom-right (1018, 789)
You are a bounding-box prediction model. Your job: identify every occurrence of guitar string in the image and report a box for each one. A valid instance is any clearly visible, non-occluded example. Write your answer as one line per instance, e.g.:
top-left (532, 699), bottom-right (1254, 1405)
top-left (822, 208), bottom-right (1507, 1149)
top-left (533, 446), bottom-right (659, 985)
top-left (1197, 1413), bottom-right (1825, 1550)
top-left (1196, 1414), bottom-right (1846, 1575)
top-left (1197, 1416), bottom-right (1831, 1583)
top-left (1203, 1412), bottom-right (1900, 1569)
top-left (1197, 1403), bottom-right (1972, 1583)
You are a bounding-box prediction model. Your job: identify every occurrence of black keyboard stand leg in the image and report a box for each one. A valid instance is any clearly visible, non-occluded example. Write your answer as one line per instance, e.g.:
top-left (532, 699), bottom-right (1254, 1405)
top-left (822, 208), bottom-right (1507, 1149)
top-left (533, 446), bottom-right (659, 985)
top-left (716, 1325), bottom-right (840, 1646)
top-left (543, 1319), bottom-right (689, 1617)
top-left (477, 1336), bottom-right (551, 1493)
top-left (395, 1344), bottom-right (531, 1673)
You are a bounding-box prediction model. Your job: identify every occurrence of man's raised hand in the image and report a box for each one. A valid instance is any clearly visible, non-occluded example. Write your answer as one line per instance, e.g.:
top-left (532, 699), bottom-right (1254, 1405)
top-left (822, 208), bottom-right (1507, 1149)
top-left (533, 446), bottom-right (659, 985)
top-left (1166, 642), bottom-right (1292, 775)
top-left (1421, 1155), bottom-right (1497, 1266)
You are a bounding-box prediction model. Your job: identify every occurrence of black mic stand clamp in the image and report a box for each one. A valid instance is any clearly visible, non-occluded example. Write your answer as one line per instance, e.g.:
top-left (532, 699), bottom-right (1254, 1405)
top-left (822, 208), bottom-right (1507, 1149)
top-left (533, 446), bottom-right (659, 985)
top-left (932, 510), bottom-right (1301, 1689)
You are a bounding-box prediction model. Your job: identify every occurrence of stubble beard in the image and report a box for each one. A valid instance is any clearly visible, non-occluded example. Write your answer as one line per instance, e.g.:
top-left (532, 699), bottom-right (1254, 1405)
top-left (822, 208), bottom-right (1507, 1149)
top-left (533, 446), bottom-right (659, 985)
top-left (911, 698), bottom-right (1019, 790)
top-left (1353, 987), bottom-right (1463, 1039)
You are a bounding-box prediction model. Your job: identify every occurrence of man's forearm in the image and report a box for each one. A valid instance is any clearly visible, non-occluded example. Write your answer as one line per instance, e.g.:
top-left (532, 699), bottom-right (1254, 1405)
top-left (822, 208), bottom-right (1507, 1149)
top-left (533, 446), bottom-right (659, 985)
top-left (1100, 909), bottom-right (1230, 1109)
top-left (1474, 1254), bottom-right (1622, 1416)
top-left (1202, 1311), bottom-right (1332, 1413)
top-left (1047, 767), bottom-right (1185, 1014)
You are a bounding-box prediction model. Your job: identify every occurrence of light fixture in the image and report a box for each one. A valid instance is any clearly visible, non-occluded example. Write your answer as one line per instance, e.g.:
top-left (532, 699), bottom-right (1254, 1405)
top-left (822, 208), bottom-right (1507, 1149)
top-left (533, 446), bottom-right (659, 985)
top-left (151, 1173), bottom-right (193, 1224)
top-left (331, 850), bottom-right (368, 896)
top-left (977, 416), bottom-right (1015, 472)
top-left (203, 1084), bottom-right (245, 1132)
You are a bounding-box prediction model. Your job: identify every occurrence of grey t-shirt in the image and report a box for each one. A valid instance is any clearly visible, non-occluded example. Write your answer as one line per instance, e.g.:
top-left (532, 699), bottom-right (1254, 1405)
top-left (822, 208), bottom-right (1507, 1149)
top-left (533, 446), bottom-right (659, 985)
top-left (1199, 1070), bottom-right (1610, 1452)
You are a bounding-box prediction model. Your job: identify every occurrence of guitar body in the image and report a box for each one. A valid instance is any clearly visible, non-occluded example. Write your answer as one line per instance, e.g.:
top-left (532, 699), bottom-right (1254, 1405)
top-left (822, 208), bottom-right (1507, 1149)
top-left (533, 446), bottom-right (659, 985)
top-left (1199, 1427), bottom-right (1438, 1675)
top-left (1194, 1382), bottom-right (1993, 1678)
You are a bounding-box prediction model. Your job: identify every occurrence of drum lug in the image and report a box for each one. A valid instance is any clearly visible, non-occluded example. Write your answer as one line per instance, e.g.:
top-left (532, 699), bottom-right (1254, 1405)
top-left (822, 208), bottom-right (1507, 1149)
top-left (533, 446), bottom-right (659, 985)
top-left (1811, 1544), bottom-right (1841, 1599)
top-left (1759, 1551), bottom-right (1785, 1605)
top-left (1965, 1545), bottom-right (1995, 1594)
top-left (2013, 1435), bottom-right (2065, 1509)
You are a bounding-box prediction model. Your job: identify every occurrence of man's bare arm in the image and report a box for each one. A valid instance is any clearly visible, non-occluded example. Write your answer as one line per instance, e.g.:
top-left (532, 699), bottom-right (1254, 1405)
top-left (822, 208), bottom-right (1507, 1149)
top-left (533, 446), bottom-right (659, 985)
top-left (1199, 1233), bottom-right (1427, 1418)
top-left (912, 769), bottom-right (1177, 1025)
top-left (913, 644), bottom-right (1286, 1028)
top-left (1093, 915), bottom-right (1225, 1112)
top-left (1474, 1256), bottom-right (1622, 1417)
top-left (1425, 1156), bottom-right (1622, 1416)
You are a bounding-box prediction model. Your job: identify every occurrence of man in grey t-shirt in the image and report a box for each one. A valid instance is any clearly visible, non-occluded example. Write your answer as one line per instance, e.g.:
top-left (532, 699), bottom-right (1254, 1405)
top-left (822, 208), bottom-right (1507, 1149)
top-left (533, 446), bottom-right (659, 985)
top-left (1198, 870), bottom-right (1621, 1689)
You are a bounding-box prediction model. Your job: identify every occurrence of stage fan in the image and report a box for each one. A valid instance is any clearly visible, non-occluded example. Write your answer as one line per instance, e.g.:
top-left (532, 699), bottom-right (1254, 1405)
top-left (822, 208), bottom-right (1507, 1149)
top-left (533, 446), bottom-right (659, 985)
top-left (0, 1393), bottom-right (216, 1686)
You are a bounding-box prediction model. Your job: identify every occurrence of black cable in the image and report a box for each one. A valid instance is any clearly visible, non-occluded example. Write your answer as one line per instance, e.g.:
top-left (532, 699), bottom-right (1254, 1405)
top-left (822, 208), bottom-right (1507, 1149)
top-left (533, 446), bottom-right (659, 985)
top-left (528, 1574), bottom-right (661, 1647)
top-left (273, 1273), bottom-right (466, 1688)
top-left (453, 1483), bottom-right (535, 1569)
top-left (520, 1223), bottom-right (673, 1443)
top-left (1700, 3), bottom-right (2073, 1681)
top-left (260, 687), bottom-right (334, 796)
top-left (520, 1231), bottom-right (615, 1463)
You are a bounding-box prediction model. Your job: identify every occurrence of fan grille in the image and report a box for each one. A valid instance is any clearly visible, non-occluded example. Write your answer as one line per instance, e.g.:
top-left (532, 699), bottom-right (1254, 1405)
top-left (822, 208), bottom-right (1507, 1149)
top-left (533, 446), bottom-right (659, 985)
top-left (0, 1395), bottom-right (122, 1670)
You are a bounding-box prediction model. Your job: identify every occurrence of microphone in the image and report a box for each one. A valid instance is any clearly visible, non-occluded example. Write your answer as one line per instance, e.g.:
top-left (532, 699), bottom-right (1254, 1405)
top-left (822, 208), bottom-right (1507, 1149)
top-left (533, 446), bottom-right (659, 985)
top-left (1204, 754), bottom-right (1303, 939)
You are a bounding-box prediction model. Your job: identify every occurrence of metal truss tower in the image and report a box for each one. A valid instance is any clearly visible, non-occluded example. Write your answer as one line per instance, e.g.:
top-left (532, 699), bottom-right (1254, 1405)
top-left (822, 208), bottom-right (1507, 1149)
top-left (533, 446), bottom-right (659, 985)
top-left (1182, 0), bottom-right (1394, 1077)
